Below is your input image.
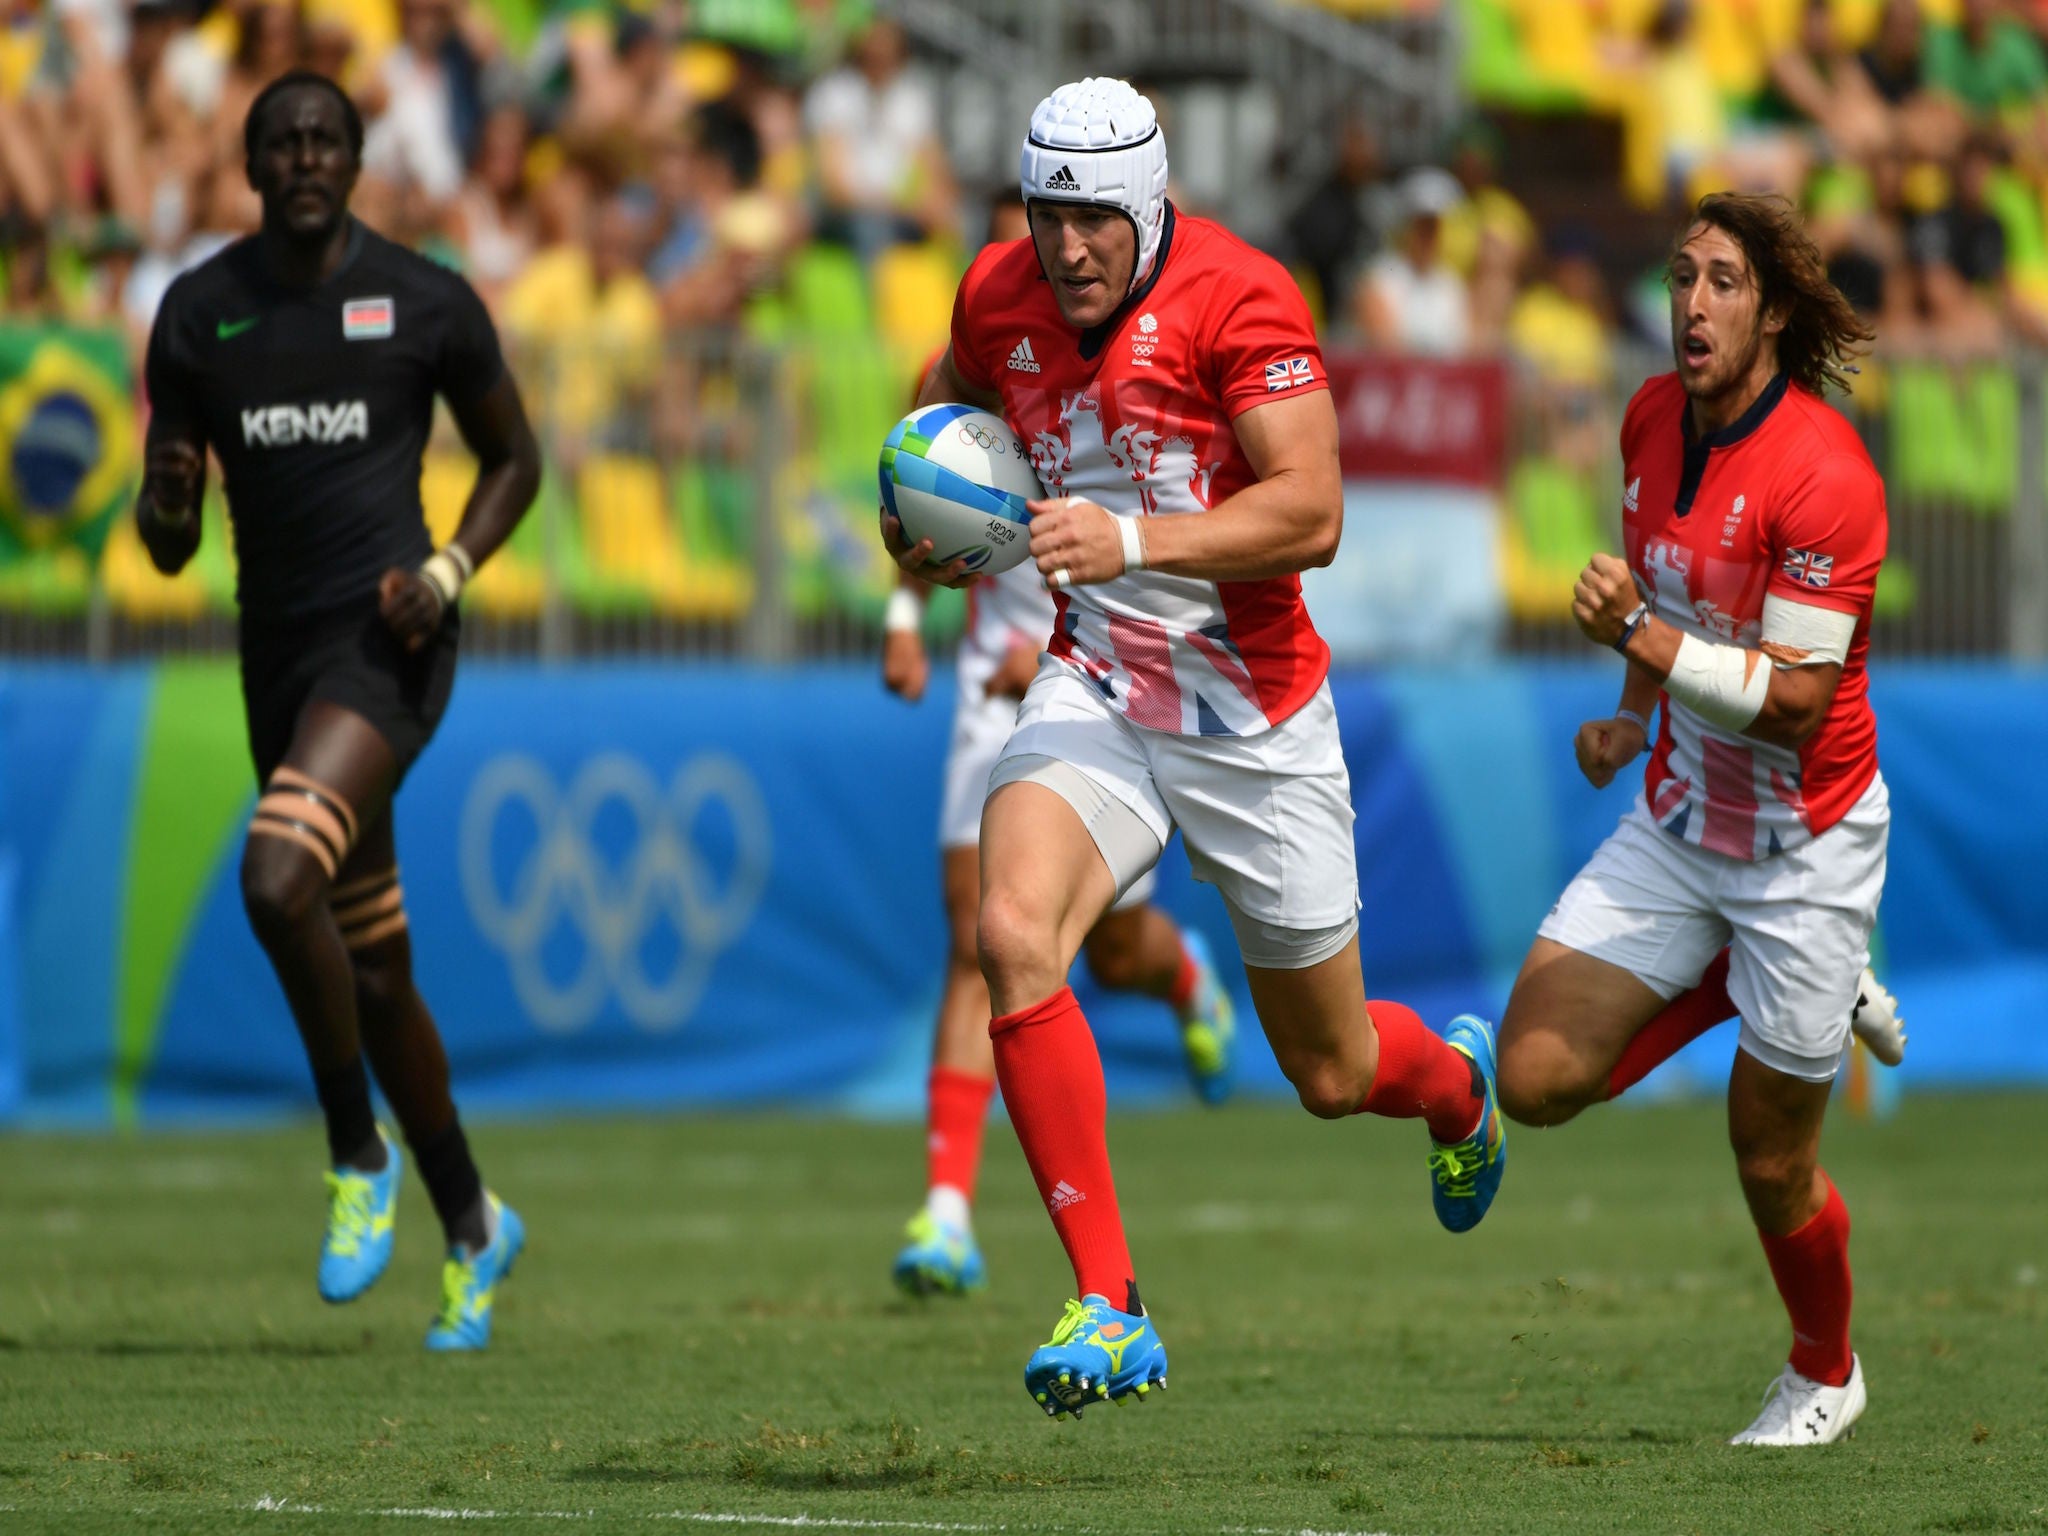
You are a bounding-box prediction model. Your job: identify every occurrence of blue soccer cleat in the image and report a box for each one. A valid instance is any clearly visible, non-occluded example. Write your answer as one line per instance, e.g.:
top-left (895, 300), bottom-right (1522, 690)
top-left (892, 1207), bottom-right (988, 1297)
top-left (1175, 929), bottom-right (1236, 1107)
top-left (1025, 1295), bottom-right (1168, 1419)
top-left (424, 1194), bottom-right (524, 1352)
top-left (318, 1130), bottom-right (400, 1304)
top-left (1428, 1015), bottom-right (1507, 1235)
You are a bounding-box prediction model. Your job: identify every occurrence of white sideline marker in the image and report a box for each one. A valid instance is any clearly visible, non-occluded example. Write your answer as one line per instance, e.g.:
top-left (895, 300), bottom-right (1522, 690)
top-left (245, 1495), bottom-right (1402, 1536)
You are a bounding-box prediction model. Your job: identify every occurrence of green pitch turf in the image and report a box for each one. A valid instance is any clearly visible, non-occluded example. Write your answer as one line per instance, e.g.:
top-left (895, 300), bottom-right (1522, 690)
top-left (2, 1093), bottom-right (2044, 1535)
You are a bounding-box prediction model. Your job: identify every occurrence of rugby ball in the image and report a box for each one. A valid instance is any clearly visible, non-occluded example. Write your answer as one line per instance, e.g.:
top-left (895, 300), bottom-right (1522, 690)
top-left (879, 403), bottom-right (1040, 576)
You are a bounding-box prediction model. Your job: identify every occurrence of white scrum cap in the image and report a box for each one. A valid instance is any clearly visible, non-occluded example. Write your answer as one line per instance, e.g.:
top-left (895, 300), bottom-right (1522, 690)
top-left (1019, 77), bottom-right (1170, 291)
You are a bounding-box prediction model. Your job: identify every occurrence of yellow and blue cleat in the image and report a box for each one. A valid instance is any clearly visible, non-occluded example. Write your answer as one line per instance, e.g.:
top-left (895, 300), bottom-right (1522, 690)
top-left (892, 1208), bottom-right (987, 1297)
top-left (424, 1193), bottom-right (524, 1352)
top-left (1428, 1015), bottom-right (1507, 1234)
top-left (317, 1130), bottom-right (400, 1304)
top-left (1025, 1295), bottom-right (1167, 1419)
top-left (1176, 930), bottom-right (1237, 1107)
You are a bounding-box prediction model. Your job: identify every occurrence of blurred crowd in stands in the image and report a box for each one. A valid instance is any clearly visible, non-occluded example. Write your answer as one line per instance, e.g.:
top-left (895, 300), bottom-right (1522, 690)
top-left (0, 0), bottom-right (2041, 645)
top-left (0, 0), bottom-right (954, 367)
top-left (1293, 0), bottom-right (2048, 372)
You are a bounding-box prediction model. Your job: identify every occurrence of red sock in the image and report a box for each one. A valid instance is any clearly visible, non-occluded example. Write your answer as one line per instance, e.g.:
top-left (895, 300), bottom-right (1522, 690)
top-left (1606, 950), bottom-right (1735, 1100)
top-left (988, 986), bottom-right (1136, 1306)
top-left (1757, 1174), bottom-right (1854, 1386)
top-left (1165, 942), bottom-right (1199, 1013)
top-left (1357, 1000), bottom-right (1485, 1143)
top-left (925, 1066), bottom-right (996, 1203)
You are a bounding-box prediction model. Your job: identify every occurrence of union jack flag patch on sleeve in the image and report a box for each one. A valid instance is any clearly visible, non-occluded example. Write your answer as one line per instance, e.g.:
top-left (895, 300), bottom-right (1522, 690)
top-left (1782, 548), bottom-right (1833, 588)
top-left (1264, 356), bottom-right (1315, 392)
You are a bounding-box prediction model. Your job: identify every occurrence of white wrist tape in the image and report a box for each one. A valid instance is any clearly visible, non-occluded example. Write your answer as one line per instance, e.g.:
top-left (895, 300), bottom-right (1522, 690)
top-left (419, 546), bottom-right (473, 609)
top-left (884, 587), bottom-right (923, 634)
top-left (1112, 514), bottom-right (1147, 574)
top-left (1762, 593), bottom-right (1856, 668)
top-left (1664, 631), bottom-right (1771, 733)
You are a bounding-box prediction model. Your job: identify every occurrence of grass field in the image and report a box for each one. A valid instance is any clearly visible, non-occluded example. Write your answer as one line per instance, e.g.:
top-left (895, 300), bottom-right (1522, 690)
top-left (3, 1092), bottom-right (2045, 1535)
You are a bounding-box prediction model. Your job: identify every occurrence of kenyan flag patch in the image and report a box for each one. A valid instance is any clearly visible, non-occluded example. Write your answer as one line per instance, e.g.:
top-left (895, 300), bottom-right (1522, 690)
top-left (342, 297), bottom-right (394, 340)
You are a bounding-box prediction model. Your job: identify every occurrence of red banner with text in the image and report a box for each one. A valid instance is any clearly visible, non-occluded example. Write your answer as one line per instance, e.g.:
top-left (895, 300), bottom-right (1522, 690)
top-left (1325, 354), bottom-right (1509, 489)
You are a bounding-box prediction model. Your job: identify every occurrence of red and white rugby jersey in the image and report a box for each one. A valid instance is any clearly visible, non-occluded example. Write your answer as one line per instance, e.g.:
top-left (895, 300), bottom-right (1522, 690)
top-left (1620, 371), bottom-right (1887, 860)
top-left (949, 204), bottom-right (1332, 737)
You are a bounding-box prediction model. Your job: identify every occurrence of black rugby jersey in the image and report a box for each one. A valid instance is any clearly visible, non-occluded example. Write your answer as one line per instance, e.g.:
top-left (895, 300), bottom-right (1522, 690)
top-left (145, 220), bottom-right (504, 624)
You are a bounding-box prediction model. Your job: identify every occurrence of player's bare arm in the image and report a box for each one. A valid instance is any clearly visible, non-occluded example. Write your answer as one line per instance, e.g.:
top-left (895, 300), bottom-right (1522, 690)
top-left (1573, 550), bottom-right (1843, 749)
top-left (879, 344), bottom-right (1000, 590)
top-left (378, 370), bottom-right (541, 651)
top-left (138, 415), bottom-right (206, 576)
top-left (1027, 389), bottom-right (1342, 589)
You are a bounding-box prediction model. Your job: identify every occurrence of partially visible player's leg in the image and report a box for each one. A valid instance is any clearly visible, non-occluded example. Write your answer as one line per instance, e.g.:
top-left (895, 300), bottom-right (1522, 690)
top-left (1602, 953), bottom-right (1907, 1100)
top-left (1241, 938), bottom-right (1502, 1231)
top-left (1496, 939), bottom-right (1670, 1125)
top-left (978, 776), bottom-right (1127, 1293)
top-left (895, 843), bottom-right (995, 1297)
top-left (1725, 1050), bottom-right (1862, 1443)
top-left (1498, 804), bottom-right (1730, 1126)
top-left (240, 699), bottom-right (399, 1301)
top-left (1600, 950), bottom-right (1734, 1101)
top-left (1077, 902), bottom-right (1179, 997)
top-left (1082, 889), bottom-right (1235, 1106)
top-left (979, 756), bottom-right (1168, 1416)
top-left (1152, 682), bottom-right (1501, 1228)
top-left (335, 814), bottom-right (491, 1258)
top-left (1723, 789), bottom-right (1884, 1443)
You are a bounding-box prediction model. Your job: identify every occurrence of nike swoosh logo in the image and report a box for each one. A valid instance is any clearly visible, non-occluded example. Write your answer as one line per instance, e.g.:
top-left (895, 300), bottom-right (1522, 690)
top-left (216, 317), bottom-right (259, 340)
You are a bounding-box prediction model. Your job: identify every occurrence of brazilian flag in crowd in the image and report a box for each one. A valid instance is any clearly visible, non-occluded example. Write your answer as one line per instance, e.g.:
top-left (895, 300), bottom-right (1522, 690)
top-left (0, 321), bottom-right (136, 564)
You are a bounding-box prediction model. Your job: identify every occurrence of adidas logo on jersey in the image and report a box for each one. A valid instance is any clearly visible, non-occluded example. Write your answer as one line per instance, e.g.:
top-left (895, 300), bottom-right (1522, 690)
top-left (1048, 1180), bottom-right (1086, 1212)
top-left (1044, 164), bottom-right (1081, 191)
top-left (1623, 475), bottom-right (1640, 512)
top-left (240, 400), bottom-right (369, 447)
top-left (1007, 337), bottom-right (1042, 373)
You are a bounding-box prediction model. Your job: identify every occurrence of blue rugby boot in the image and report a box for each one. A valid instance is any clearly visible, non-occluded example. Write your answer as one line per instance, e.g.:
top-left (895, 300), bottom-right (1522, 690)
top-left (1025, 1295), bottom-right (1167, 1419)
top-left (1175, 930), bottom-right (1237, 1107)
top-left (317, 1129), bottom-right (399, 1304)
top-left (892, 1207), bottom-right (987, 1297)
top-left (424, 1193), bottom-right (524, 1352)
top-left (1428, 1015), bottom-right (1507, 1234)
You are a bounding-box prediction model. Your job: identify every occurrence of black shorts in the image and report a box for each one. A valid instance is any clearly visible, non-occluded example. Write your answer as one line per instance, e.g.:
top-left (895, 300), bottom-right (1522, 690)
top-left (240, 602), bottom-right (460, 786)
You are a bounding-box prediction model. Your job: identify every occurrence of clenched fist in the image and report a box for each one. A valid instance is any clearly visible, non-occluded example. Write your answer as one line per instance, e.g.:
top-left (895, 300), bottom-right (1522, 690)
top-left (1574, 714), bottom-right (1647, 789)
top-left (1572, 552), bottom-right (1642, 647)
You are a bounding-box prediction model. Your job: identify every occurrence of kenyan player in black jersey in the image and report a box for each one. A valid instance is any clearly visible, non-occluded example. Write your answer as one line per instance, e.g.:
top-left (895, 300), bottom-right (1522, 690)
top-left (139, 74), bottom-right (542, 1350)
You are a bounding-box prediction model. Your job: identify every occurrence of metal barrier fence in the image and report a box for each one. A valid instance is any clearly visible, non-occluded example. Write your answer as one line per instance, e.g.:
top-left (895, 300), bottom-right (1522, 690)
top-left (3, 328), bottom-right (2044, 661)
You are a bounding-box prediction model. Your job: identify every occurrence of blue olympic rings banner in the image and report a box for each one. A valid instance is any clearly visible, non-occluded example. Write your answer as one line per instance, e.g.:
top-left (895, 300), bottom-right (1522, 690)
top-left (0, 660), bottom-right (2042, 1126)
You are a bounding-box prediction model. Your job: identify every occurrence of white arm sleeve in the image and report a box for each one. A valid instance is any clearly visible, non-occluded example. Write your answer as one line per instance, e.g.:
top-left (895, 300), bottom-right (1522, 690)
top-left (1761, 592), bottom-right (1857, 669)
top-left (1664, 631), bottom-right (1771, 733)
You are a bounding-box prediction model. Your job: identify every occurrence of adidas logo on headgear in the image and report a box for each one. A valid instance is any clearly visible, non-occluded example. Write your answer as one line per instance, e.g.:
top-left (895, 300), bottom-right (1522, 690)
top-left (1020, 80), bottom-right (1171, 292)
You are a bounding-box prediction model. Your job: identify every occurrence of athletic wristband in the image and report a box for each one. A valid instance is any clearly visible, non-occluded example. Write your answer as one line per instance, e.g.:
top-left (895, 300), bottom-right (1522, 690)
top-left (883, 587), bottom-right (923, 634)
top-left (1112, 513), bottom-right (1147, 575)
top-left (1615, 707), bottom-right (1651, 735)
top-left (418, 545), bottom-right (473, 610)
top-left (1611, 600), bottom-right (1650, 653)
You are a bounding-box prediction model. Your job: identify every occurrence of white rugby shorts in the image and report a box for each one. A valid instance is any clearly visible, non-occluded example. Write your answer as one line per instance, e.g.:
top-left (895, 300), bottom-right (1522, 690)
top-left (1538, 774), bottom-right (1890, 1081)
top-left (940, 670), bottom-right (1154, 910)
top-left (991, 658), bottom-right (1359, 938)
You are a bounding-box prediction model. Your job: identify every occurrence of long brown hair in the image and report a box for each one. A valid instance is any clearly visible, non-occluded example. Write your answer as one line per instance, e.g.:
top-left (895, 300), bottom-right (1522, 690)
top-left (1674, 192), bottom-right (1872, 396)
